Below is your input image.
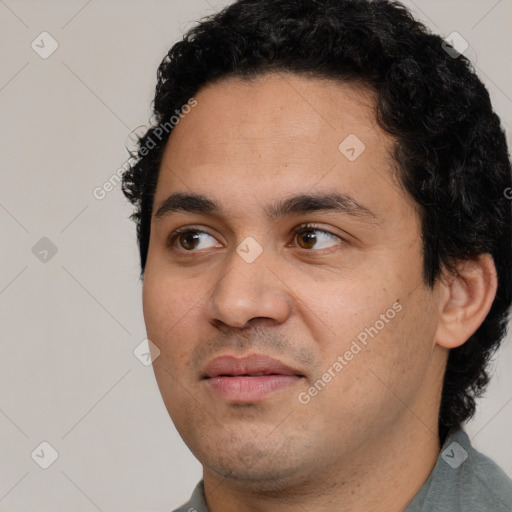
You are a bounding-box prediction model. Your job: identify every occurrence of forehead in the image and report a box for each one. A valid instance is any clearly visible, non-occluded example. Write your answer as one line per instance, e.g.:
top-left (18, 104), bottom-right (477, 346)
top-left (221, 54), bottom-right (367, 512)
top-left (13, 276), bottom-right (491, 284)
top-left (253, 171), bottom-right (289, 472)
top-left (153, 72), bottom-right (413, 223)
top-left (162, 72), bottom-right (386, 168)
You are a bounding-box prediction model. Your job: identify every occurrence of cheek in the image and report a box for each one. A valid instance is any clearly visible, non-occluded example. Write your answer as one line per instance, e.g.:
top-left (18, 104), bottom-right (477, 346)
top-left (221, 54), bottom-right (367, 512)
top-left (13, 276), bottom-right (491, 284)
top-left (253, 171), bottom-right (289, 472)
top-left (142, 270), bottom-right (204, 415)
top-left (142, 272), bottom-right (169, 341)
top-left (302, 268), bottom-right (429, 383)
top-left (142, 267), bottom-right (204, 355)
top-left (299, 276), bottom-right (394, 347)
top-left (297, 291), bottom-right (435, 441)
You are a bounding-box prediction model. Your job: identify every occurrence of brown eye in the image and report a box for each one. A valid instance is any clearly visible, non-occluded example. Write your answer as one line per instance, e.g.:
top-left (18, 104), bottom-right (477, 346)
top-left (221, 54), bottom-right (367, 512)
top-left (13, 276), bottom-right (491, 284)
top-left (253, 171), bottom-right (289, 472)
top-left (296, 230), bottom-right (318, 249)
top-left (293, 226), bottom-right (341, 250)
top-left (178, 231), bottom-right (201, 250)
top-left (169, 228), bottom-right (221, 252)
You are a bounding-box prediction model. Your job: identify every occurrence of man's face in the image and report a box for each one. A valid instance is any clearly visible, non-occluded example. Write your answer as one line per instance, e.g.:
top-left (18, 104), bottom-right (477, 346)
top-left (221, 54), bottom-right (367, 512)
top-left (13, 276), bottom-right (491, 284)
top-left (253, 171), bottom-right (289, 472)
top-left (143, 73), bottom-right (446, 489)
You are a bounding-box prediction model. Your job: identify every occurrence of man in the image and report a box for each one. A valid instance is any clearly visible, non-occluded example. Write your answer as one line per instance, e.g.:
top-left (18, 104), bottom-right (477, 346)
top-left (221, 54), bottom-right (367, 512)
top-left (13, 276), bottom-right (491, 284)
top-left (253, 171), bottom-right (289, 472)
top-left (121, 0), bottom-right (512, 510)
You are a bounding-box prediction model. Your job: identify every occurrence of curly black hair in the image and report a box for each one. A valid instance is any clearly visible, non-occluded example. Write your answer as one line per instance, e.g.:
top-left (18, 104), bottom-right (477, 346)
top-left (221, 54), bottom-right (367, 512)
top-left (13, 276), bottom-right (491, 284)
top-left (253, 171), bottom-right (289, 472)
top-left (121, 0), bottom-right (512, 442)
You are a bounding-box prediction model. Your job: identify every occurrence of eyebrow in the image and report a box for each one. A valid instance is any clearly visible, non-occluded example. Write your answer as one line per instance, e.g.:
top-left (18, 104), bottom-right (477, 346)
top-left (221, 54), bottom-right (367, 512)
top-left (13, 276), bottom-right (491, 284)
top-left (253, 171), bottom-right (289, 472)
top-left (154, 191), bottom-right (378, 223)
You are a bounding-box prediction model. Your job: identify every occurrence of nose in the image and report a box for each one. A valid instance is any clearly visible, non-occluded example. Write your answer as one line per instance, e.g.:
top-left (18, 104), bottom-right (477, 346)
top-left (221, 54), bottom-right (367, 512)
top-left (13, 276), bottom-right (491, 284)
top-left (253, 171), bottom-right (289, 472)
top-left (206, 245), bottom-right (293, 329)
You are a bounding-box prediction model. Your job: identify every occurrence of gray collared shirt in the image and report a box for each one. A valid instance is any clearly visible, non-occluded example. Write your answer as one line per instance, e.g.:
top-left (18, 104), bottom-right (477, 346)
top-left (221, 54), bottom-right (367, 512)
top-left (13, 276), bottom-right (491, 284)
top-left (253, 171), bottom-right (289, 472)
top-left (172, 430), bottom-right (512, 511)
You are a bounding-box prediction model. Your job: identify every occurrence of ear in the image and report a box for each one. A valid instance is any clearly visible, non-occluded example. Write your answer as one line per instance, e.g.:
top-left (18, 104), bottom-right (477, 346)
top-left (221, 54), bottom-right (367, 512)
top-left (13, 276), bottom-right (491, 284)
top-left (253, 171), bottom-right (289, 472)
top-left (435, 253), bottom-right (498, 349)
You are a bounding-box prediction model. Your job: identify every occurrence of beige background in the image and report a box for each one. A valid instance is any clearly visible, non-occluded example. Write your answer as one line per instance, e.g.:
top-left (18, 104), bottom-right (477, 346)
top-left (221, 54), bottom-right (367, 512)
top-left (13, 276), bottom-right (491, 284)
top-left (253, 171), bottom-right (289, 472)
top-left (0, 0), bottom-right (511, 510)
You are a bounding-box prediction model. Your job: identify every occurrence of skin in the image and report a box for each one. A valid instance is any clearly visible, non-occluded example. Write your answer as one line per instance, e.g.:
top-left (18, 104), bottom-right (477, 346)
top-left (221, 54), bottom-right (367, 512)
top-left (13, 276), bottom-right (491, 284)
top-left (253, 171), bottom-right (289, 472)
top-left (142, 73), bottom-right (497, 511)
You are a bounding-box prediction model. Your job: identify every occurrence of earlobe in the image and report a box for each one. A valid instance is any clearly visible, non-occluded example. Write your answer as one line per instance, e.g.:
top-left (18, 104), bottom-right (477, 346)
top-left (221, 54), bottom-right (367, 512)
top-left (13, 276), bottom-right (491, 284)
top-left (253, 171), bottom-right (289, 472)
top-left (435, 253), bottom-right (498, 349)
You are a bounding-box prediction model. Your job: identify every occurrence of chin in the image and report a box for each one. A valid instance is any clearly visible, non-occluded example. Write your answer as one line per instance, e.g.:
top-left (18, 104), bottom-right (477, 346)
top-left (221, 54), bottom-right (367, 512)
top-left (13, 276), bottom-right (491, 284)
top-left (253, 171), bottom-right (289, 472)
top-left (200, 441), bottom-right (314, 493)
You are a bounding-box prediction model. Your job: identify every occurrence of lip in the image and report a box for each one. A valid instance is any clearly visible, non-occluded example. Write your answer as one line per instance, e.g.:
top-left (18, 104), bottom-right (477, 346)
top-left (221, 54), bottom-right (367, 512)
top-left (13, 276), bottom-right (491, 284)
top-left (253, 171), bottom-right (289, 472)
top-left (202, 353), bottom-right (304, 403)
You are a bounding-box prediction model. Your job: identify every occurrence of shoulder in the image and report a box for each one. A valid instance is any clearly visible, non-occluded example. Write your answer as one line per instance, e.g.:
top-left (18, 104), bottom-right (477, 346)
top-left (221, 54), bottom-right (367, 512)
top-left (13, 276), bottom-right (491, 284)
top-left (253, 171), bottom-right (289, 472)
top-left (408, 429), bottom-right (512, 512)
top-left (454, 430), bottom-right (512, 511)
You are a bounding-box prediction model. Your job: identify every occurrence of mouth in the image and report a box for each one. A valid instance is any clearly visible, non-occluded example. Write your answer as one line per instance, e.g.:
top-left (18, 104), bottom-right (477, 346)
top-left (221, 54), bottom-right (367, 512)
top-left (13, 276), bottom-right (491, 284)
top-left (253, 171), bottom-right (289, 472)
top-left (202, 353), bottom-right (305, 402)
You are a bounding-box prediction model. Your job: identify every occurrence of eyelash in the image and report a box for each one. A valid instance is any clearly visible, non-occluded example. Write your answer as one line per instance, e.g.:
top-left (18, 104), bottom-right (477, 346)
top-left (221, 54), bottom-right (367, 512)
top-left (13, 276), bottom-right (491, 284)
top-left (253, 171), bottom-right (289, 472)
top-left (167, 223), bottom-right (342, 252)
